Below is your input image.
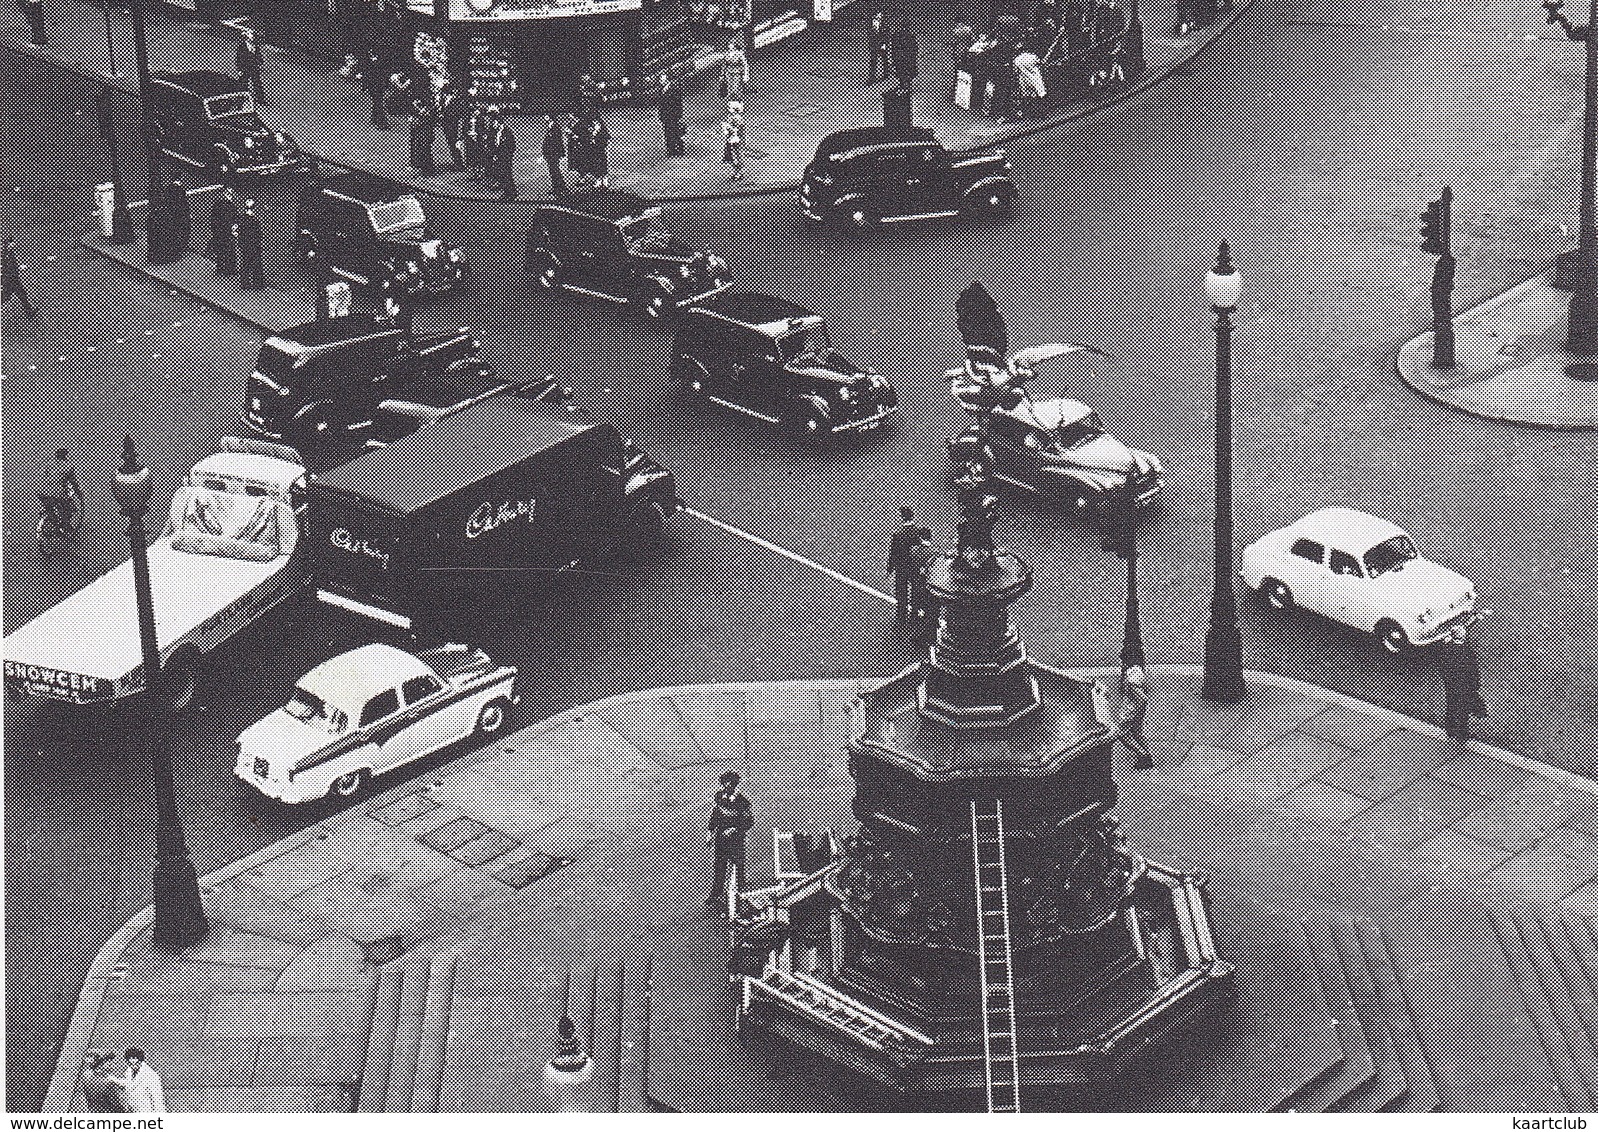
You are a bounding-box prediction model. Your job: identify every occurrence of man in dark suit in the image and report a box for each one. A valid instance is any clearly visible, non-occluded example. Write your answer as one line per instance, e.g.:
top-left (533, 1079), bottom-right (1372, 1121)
top-left (657, 74), bottom-right (684, 156)
top-left (235, 198), bottom-right (264, 289)
top-left (889, 20), bottom-right (919, 89)
top-left (708, 771), bottom-right (754, 910)
top-left (541, 115), bottom-right (568, 198)
top-left (236, 26), bottom-right (267, 104)
top-left (888, 506), bottom-right (932, 623)
top-left (1438, 625), bottom-right (1486, 743)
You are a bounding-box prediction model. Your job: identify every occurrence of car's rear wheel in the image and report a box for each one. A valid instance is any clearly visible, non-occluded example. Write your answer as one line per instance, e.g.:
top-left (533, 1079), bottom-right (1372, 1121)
top-left (529, 249), bottom-right (560, 289)
top-left (1257, 578), bottom-right (1293, 612)
top-left (328, 768), bottom-right (370, 800)
top-left (675, 358), bottom-right (710, 398)
top-left (1375, 620), bottom-right (1412, 656)
top-left (476, 698), bottom-right (511, 736)
top-left (622, 500), bottom-right (668, 556)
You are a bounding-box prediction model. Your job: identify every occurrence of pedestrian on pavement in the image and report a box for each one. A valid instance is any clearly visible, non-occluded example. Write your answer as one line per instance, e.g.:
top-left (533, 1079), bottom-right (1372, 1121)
top-left (707, 771), bottom-right (753, 909)
top-left (207, 184), bottom-right (240, 275)
top-left (117, 1051), bottom-right (164, 1113)
top-left (571, 113), bottom-right (608, 188)
top-left (409, 92), bottom-right (436, 174)
top-left (721, 101), bottom-right (745, 181)
top-left (888, 506), bottom-right (932, 623)
top-left (80, 1052), bottom-right (126, 1113)
top-left (376, 262), bottom-right (414, 335)
top-left (2, 236), bottom-right (38, 318)
top-left (1013, 48), bottom-right (1046, 110)
top-left (465, 101), bottom-right (492, 178)
top-left (163, 178), bottom-right (192, 260)
top-left (490, 113), bottom-right (517, 199)
top-left (236, 26), bottom-right (267, 104)
top-left (363, 58), bottom-right (389, 128)
top-left (889, 20), bottom-right (919, 89)
top-left (541, 115), bottom-right (569, 197)
top-left (437, 83), bottom-right (468, 170)
top-left (657, 73), bottom-right (685, 156)
top-left (235, 198), bottom-right (264, 289)
top-left (720, 40), bottom-right (749, 101)
top-left (868, 8), bottom-right (890, 81)
top-left (1438, 625), bottom-right (1486, 744)
top-left (579, 72), bottom-right (602, 112)
top-left (20, 0), bottom-right (46, 46)
top-left (1117, 663), bottom-right (1152, 768)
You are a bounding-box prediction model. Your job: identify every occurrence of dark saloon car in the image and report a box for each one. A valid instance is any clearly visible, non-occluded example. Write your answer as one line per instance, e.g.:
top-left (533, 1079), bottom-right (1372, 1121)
top-left (297, 173), bottom-right (467, 297)
top-left (524, 190), bottom-right (730, 318)
top-left (948, 397), bottom-right (1163, 514)
top-left (670, 293), bottom-right (897, 435)
top-left (242, 317), bottom-right (497, 454)
top-left (799, 127), bottom-right (1014, 230)
top-left (150, 71), bottom-right (305, 178)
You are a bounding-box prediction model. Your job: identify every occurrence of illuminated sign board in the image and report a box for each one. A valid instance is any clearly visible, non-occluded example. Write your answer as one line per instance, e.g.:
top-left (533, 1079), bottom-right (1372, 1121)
top-left (451, 0), bottom-right (641, 19)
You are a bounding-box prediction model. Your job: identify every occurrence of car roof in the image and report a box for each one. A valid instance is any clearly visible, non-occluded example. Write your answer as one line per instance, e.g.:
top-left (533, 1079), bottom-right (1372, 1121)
top-left (1001, 398), bottom-right (1093, 429)
top-left (152, 71), bottom-right (246, 97)
top-left (311, 394), bottom-right (604, 513)
top-left (540, 189), bottom-right (659, 224)
top-left (688, 292), bottom-right (822, 335)
top-left (266, 317), bottom-right (399, 351)
top-left (298, 644), bottom-right (435, 712)
top-left (313, 172), bottom-right (416, 206)
top-left (814, 127), bottom-right (936, 161)
top-left (1286, 507), bottom-right (1408, 548)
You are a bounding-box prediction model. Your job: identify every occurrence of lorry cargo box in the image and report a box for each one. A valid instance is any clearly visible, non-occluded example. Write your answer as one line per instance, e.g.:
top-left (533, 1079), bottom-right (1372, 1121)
top-left (307, 392), bottom-right (677, 630)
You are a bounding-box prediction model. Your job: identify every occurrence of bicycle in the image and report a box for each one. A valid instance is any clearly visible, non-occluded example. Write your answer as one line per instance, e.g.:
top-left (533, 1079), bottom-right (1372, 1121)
top-left (38, 492), bottom-right (80, 558)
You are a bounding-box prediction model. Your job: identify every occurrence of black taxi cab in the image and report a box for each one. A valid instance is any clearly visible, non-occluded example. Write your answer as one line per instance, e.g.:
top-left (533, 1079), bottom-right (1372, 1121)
top-left (799, 127), bottom-right (1015, 230)
top-left (242, 317), bottom-right (496, 456)
top-left (524, 190), bottom-right (730, 318)
top-left (669, 292), bottom-right (897, 436)
top-left (297, 173), bottom-right (467, 297)
top-left (149, 71), bottom-right (306, 178)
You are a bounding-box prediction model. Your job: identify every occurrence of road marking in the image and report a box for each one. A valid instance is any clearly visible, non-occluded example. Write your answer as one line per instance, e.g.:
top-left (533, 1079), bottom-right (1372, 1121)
top-left (684, 507), bottom-right (892, 604)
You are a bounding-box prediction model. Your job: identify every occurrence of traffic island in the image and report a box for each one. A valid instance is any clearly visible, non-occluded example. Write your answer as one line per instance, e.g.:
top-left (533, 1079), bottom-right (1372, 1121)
top-left (44, 671), bottom-right (1598, 1113)
top-left (1397, 276), bottom-right (1598, 429)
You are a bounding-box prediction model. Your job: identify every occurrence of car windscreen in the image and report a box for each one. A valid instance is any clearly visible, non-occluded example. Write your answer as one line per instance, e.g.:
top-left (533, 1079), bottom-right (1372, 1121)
top-left (1052, 412), bottom-right (1105, 450)
top-left (285, 688), bottom-right (349, 734)
top-left (204, 91), bottom-right (254, 119)
top-left (368, 198), bottom-right (426, 233)
top-left (254, 343), bottom-right (302, 380)
top-left (778, 325), bottom-right (832, 365)
top-left (1363, 535), bottom-right (1418, 577)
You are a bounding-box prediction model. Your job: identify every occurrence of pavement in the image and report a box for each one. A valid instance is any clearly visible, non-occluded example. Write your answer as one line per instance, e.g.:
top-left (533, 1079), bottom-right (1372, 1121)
top-left (1, 0), bottom-right (1247, 205)
top-left (42, 664), bottom-right (1598, 1112)
top-left (1398, 275), bottom-right (1598, 429)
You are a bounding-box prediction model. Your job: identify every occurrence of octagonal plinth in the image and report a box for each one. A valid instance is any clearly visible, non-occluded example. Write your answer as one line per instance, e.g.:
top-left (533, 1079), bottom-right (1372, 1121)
top-left (736, 860), bottom-right (1235, 1097)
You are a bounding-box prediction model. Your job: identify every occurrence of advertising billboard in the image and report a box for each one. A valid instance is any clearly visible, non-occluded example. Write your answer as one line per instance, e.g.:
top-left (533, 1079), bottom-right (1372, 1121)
top-left (451, 0), bottom-right (640, 19)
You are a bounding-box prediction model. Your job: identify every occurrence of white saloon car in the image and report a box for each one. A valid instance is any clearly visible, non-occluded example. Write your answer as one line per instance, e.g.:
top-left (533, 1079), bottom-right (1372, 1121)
top-left (1240, 508), bottom-right (1480, 654)
top-left (236, 642), bottom-right (517, 803)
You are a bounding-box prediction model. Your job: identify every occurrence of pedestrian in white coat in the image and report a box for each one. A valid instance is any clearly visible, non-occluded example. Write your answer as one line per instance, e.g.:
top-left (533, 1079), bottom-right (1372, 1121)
top-left (119, 1050), bottom-right (165, 1113)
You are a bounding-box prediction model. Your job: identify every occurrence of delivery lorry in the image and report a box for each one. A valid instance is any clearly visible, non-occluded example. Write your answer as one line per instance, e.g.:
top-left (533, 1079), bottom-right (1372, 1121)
top-left (307, 392), bottom-right (679, 632)
top-left (4, 439), bottom-right (308, 711)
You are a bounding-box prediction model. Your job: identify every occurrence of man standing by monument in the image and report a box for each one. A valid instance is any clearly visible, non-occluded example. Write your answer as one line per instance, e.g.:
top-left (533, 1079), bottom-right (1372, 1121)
top-left (707, 771), bottom-right (753, 909)
top-left (888, 506), bottom-right (931, 625)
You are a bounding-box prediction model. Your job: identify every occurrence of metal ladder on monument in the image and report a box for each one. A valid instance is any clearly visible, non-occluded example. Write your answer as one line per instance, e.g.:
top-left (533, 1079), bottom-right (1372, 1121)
top-left (972, 799), bottom-right (1022, 1113)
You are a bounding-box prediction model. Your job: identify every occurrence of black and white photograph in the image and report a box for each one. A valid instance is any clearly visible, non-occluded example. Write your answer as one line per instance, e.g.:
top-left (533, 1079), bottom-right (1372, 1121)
top-left (4, 0), bottom-right (1598, 1112)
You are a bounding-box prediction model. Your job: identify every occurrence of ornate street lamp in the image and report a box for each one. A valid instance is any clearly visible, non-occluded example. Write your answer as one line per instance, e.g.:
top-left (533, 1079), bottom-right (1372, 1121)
top-left (1201, 242), bottom-right (1247, 703)
top-left (125, 0), bottom-right (168, 262)
top-left (112, 437), bottom-right (209, 951)
top-left (1546, 0), bottom-right (1598, 372)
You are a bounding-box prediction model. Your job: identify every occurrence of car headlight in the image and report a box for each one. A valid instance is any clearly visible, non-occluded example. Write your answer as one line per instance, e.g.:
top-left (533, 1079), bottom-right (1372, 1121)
top-left (679, 263), bottom-right (693, 278)
top-left (244, 136), bottom-right (256, 148)
top-left (448, 247), bottom-right (463, 262)
top-left (838, 386), bottom-right (854, 401)
top-left (406, 262), bottom-right (419, 274)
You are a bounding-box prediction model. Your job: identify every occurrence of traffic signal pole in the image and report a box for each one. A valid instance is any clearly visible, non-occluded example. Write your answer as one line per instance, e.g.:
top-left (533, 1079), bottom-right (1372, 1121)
top-left (1425, 187), bottom-right (1456, 370)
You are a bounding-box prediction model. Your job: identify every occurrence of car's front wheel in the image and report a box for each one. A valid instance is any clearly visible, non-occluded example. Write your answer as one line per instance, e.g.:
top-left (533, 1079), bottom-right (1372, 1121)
top-left (674, 357), bottom-right (710, 398)
top-left (476, 698), bottom-right (511, 736)
top-left (1375, 620), bottom-right (1412, 656)
top-left (1257, 578), bottom-right (1294, 612)
top-left (328, 768), bottom-right (370, 800)
top-left (635, 277), bottom-right (674, 319)
top-left (839, 200), bottom-right (880, 231)
top-left (964, 182), bottom-right (1016, 222)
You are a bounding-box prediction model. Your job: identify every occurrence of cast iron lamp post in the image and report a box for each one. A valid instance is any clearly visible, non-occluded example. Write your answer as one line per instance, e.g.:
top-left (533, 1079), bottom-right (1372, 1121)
top-left (1201, 242), bottom-right (1247, 703)
top-left (1546, 0), bottom-right (1598, 371)
top-left (112, 437), bottom-right (209, 951)
top-left (125, 0), bottom-right (167, 262)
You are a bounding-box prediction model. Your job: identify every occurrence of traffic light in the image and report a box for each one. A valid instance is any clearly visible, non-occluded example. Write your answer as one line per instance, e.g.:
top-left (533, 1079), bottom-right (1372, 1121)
top-left (1422, 200), bottom-right (1445, 255)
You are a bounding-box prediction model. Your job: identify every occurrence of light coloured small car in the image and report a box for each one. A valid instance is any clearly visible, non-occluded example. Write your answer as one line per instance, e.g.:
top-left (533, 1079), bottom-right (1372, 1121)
top-left (1239, 508), bottom-right (1480, 655)
top-left (236, 642), bottom-right (516, 803)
